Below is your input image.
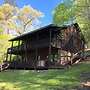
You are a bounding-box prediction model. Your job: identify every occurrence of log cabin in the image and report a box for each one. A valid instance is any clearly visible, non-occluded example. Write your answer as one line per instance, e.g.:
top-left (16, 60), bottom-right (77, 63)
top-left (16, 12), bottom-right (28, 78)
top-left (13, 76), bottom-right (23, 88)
top-left (5, 23), bottom-right (85, 69)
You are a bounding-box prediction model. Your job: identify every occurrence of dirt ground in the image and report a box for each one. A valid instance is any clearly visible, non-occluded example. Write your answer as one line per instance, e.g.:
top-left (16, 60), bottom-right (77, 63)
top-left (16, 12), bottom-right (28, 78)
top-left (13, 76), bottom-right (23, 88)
top-left (78, 72), bottom-right (90, 90)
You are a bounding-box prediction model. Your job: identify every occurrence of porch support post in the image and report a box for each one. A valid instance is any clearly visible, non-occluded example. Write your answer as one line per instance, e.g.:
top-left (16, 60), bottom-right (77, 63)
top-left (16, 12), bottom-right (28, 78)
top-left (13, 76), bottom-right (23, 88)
top-left (15, 40), bottom-right (20, 61)
top-left (10, 41), bottom-right (13, 62)
top-left (23, 39), bottom-right (28, 69)
top-left (49, 29), bottom-right (52, 58)
top-left (82, 41), bottom-right (85, 60)
top-left (17, 40), bottom-right (20, 60)
top-left (35, 48), bottom-right (38, 69)
top-left (18, 40), bottom-right (20, 54)
top-left (5, 50), bottom-right (8, 61)
top-left (34, 33), bottom-right (38, 70)
top-left (25, 39), bottom-right (28, 64)
top-left (14, 40), bottom-right (20, 69)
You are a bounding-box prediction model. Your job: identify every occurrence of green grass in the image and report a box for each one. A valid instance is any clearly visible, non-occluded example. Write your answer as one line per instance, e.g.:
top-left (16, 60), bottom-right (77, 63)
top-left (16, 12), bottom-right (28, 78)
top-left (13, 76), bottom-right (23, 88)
top-left (0, 62), bottom-right (90, 90)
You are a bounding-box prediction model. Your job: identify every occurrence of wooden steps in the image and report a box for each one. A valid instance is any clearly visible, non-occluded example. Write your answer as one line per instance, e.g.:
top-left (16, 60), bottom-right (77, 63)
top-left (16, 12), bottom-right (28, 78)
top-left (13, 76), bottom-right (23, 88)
top-left (0, 61), bottom-right (10, 71)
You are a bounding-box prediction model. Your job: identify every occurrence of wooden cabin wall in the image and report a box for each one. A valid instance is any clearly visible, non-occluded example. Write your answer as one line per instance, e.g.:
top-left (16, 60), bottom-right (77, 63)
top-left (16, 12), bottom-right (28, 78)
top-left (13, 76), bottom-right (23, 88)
top-left (7, 24), bottom-right (85, 69)
top-left (50, 25), bottom-right (83, 65)
top-left (23, 47), bottom-right (49, 68)
top-left (38, 47), bottom-right (49, 60)
top-left (19, 30), bottom-right (50, 68)
top-left (51, 30), bottom-right (61, 48)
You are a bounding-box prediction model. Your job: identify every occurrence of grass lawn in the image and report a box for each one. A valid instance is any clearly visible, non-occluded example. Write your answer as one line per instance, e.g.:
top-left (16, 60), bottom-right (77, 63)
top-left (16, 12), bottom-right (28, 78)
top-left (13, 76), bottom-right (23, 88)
top-left (0, 62), bottom-right (90, 90)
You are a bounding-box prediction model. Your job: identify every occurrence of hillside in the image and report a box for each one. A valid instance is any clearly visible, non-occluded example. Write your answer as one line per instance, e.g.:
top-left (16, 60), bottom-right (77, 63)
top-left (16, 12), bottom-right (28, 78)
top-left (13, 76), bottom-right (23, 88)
top-left (0, 62), bottom-right (90, 90)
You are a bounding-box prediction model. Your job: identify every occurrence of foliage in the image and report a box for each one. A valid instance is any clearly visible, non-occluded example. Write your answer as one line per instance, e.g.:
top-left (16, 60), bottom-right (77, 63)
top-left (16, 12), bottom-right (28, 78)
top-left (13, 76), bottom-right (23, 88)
top-left (0, 34), bottom-right (12, 63)
top-left (0, 4), bottom-right (43, 63)
top-left (53, 0), bottom-right (90, 44)
top-left (0, 62), bottom-right (90, 90)
top-left (53, 0), bottom-right (75, 25)
top-left (0, 4), bottom-right (43, 35)
top-left (0, 4), bottom-right (18, 34)
top-left (0, 27), bottom-right (3, 33)
top-left (15, 5), bottom-right (43, 34)
top-left (4, 0), bottom-right (16, 6)
top-left (74, 0), bottom-right (90, 43)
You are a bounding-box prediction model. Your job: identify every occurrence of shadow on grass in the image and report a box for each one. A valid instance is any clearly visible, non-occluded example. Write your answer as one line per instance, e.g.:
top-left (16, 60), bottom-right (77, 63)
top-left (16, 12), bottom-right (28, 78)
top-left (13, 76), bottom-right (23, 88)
top-left (0, 63), bottom-right (90, 90)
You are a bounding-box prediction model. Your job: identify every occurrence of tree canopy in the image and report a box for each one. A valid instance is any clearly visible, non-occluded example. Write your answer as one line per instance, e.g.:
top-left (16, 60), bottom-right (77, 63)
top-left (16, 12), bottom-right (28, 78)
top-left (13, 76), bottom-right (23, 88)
top-left (53, 0), bottom-right (90, 44)
top-left (4, 0), bottom-right (16, 6)
top-left (0, 4), bottom-right (18, 34)
top-left (15, 5), bottom-right (43, 34)
top-left (0, 3), bottom-right (43, 63)
top-left (0, 4), bottom-right (43, 35)
top-left (0, 35), bottom-right (11, 63)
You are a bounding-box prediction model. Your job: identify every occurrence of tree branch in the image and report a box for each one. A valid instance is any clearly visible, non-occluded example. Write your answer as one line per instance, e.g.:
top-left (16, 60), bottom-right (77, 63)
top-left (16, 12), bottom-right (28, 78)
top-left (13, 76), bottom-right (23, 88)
top-left (23, 18), bottom-right (33, 31)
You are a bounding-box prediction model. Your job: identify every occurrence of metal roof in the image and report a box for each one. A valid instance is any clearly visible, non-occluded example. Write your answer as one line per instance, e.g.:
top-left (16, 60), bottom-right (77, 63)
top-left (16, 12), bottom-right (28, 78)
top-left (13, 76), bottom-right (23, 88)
top-left (9, 23), bottom-right (78, 41)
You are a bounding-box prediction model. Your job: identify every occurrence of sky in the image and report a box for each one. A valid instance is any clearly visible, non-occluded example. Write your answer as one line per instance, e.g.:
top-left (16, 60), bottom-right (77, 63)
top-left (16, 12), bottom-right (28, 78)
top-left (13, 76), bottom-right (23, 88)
top-left (16, 0), bottom-right (62, 26)
top-left (0, 0), bottom-right (62, 26)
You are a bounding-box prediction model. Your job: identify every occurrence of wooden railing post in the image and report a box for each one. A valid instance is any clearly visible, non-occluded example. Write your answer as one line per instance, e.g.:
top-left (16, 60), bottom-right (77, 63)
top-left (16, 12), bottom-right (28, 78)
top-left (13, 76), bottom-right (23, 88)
top-left (5, 51), bottom-right (8, 61)
top-left (9, 41), bottom-right (13, 62)
top-left (49, 29), bottom-right (52, 59)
